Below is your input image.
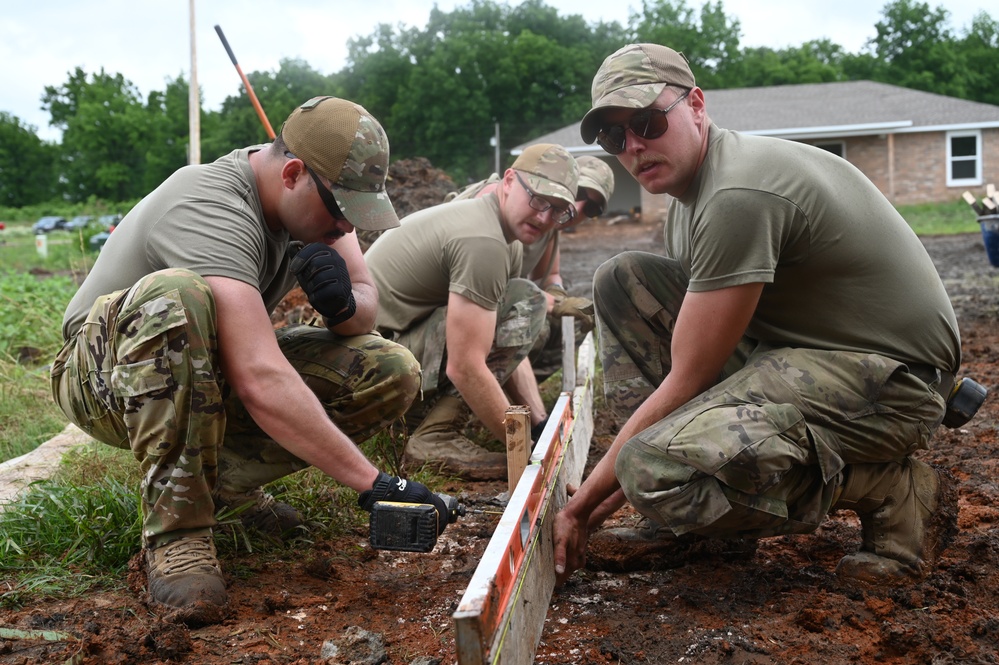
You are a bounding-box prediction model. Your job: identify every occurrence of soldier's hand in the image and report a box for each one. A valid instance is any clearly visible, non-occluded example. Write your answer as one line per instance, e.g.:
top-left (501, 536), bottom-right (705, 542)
top-left (289, 243), bottom-right (356, 324)
top-left (547, 284), bottom-right (594, 333)
top-left (357, 471), bottom-right (451, 535)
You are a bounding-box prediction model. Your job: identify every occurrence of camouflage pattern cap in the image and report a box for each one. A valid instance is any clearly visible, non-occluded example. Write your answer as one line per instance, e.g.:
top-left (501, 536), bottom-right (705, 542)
top-left (576, 156), bottom-right (615, 206)
top-left (580, 44), bottom-right (696, 144)
top-left (511, 143), bottom-right (579, 206)
top-left (281, 96), bottom-right (399, 231)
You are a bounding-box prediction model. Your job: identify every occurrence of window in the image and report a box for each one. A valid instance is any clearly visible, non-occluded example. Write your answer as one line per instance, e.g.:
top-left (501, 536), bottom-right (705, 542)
top-left (814, 142), bottom-right (845, 158)
top-left (947, 131), bottom-right (982, 187)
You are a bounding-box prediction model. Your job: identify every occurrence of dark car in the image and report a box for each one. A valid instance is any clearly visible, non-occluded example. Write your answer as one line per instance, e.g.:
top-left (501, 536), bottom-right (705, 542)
top-left (64, 215), bottom-right (94, 231)
top-left (32, 216), bottom-right (67, 234)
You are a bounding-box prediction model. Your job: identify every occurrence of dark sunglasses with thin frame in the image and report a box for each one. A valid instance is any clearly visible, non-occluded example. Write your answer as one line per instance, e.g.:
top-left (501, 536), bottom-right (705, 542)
top-left (285, 151), bottom-right (347, 220)
top-left (596, 89), bottom-right (690, 155)
top-left (575, 191), bottom-right (604, 219)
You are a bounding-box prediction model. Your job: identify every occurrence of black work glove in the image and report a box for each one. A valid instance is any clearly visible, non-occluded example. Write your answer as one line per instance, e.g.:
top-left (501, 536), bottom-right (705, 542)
top-left (546, 284), bottom-right (595, 333)
top-left (357, 471), bottom-right (451, 536)
top-left (289, 242), bottom-right (357, 325)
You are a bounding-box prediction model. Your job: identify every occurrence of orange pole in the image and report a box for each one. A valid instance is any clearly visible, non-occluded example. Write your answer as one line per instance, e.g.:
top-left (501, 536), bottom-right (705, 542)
top-left (214, 24), bottom-right (276, 139)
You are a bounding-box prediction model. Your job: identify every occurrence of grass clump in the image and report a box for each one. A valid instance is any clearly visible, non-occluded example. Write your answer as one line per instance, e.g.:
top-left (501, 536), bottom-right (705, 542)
top-left (0, 478), bottom-right (141, 608)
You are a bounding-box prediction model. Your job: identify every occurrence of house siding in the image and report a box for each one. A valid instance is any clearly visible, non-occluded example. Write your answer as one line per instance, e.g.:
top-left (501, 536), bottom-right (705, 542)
top-left (802, 129), bottom-right (999, 206)
top-left (637, 129), bottom-right (999, 220)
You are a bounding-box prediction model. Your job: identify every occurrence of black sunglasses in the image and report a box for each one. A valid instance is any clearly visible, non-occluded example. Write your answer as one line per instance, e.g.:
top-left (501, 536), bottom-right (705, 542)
top-left (285, 151), bottom-right (346, 220)
top-left (596, 89), bottom-right (690, 155)
top-left (576, 191), bottom-right (604, 219)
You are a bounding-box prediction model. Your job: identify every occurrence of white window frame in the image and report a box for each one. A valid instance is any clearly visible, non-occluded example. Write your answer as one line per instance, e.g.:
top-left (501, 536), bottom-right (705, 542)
top-left (946, 130), bottom-right (982, 187)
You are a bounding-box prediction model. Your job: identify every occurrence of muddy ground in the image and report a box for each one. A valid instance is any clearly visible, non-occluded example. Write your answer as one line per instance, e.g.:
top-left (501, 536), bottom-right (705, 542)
top-left (1, 220), bottom-right (998, 664)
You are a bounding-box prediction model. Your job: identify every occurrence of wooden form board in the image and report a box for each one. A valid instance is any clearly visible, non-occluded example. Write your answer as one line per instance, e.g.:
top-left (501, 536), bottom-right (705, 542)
top-left (453, 332), bottom-right (595, 665)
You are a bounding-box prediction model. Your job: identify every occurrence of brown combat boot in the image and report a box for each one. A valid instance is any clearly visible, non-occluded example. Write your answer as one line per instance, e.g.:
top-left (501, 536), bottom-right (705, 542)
top-left (145, 536), bottom-right (228, 626)
top-left (213, 486), bottom-right (303, 538)
top-left (586, 517), bottom-right (758, 572)
top-left (402, 395), bottom-right (507, 480)
top-left (833, 459), bottom-right (958, 584)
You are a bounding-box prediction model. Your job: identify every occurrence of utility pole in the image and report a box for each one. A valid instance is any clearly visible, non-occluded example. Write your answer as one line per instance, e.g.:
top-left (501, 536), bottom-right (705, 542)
top-left (491, 121), bottom-right (501, 173)
top-left (188, 0), bottom-right (201, 164)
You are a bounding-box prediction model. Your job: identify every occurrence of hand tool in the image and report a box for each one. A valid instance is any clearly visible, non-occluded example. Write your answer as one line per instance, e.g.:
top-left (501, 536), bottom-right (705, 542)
top-left (214, 24), bottom-right (276, 140)
top-left (369, 495), bottom-right (501, 553)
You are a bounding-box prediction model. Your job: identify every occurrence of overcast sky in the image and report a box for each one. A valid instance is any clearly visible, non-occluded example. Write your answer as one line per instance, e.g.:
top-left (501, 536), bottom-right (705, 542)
top-left (1, 0), bottom-right (988, 141)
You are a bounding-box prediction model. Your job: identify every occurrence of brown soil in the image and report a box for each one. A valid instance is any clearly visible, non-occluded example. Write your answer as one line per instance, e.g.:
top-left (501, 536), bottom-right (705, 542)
top-left (3, 215), bottom-right (999, 664)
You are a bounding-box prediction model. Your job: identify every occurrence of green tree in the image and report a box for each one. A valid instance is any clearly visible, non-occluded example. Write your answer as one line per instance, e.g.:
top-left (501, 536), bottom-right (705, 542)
top-left (865, 0), bottom-right (966, 97)
top-left (721, 40), bottom-right (848, 88)
top-left (339, 23), bottom-right (420, 131)
top-left (202, 58), bottom-right (337, 162)
top-left (630, 0), bottom-right (742, 90)
top-left (959, 12), bottom-right (999, 106)
top-left (341, 0), bottom-right (623, 181)
top-left (42, 68), bottom-right (150, 202)
top-left (143, 74), bottom-right (195, 192)
top-left (0, 113), bottom-right (58, 207)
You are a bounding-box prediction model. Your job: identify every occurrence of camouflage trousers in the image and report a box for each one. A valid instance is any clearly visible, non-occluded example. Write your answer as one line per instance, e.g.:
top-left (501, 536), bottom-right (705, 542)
top-left (50, 269), bottom-right (420, 547)
top-left (593, 252), bottom-right (946, 539)
top-left (386, 278), bottom-right (546, 411)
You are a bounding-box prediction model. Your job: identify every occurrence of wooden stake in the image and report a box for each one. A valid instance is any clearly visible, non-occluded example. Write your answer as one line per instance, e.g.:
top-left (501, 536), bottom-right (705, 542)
top-left (963, 191), bottom-right (986, 216)
top-left (505, 406), bottom-right (531, 495)
top-left (560, 315), bottom-right (576, 393)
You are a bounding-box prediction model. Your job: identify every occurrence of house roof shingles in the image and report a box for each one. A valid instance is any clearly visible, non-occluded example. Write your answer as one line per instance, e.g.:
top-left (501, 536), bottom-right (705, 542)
top-left (518, 80), bottom-right (999, 153)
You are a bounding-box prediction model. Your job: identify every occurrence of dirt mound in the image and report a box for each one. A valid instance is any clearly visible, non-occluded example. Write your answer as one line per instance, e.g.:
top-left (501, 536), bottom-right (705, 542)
top-left (384, 156), bottom-right (458, 219)
top-left (356, 156), bottom-right (458, 253)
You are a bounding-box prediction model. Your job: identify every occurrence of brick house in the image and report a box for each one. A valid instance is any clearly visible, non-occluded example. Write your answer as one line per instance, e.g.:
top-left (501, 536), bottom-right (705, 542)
top-left (515, 80), bottom-right (999, 222)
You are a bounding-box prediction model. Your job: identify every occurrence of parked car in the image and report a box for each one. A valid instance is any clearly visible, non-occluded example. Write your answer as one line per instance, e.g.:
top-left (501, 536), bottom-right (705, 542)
top-left (32, 216), bottom-right (67, 234)
top-left (64, 215), bottom-right (94, 231)
top-left (97, 214), bottom-right (122, 229)
top-left (89, 214), bottom-right (123, 251)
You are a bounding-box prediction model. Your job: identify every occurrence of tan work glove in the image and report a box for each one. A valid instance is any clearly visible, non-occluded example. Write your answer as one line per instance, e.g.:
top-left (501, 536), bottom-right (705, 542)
top-left (546, 284), bottom-right (595, 333)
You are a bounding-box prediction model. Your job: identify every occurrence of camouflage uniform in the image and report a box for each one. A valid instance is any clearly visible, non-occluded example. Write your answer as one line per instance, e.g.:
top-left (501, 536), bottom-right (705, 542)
top-left (51, 269), bottom-right (420, 548)
top-left (594, 252), bottom-right (946, 538)
top-left (386, 278), bottom-right (546, 404)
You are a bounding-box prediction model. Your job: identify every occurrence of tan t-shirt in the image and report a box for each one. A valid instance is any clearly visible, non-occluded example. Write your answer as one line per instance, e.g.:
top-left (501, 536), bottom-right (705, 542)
top-left (447, 173), bottom-right (556, 280)
top-left (365, 195), bottom-right (522, 332)
top-left (667, 125), bottom-right (960, 372)
top-left (62, 147), bottom-right (295, 338)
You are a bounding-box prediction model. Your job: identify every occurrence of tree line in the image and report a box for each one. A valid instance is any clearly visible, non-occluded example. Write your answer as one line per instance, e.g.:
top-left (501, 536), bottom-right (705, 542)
top-left (2, 0), bottom-right (996, 209)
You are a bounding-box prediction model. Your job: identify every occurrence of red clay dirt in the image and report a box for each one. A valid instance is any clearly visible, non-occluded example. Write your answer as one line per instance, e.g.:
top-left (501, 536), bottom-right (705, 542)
top-left (2, 220), bottom-right (998, 664)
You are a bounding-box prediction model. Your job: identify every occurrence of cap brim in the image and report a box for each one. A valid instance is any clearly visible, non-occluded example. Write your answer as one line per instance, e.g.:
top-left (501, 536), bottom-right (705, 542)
top-left (580, 82), bottom-right (667, 143)
top-left (522, 173), bottom-right (575, 207)
top-left (332, 188), bottom-right (400, 231)
top-left (577, 174), bottom-right (610, 204)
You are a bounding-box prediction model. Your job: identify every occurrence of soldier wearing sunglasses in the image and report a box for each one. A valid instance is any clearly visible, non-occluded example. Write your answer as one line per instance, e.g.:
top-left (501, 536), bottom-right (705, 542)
top-left (50, 97), bottom-right (454, 625)
top-left (554, 44), bottom-right (968, 589)
top-left (365, 144), bottom-right (579, 480)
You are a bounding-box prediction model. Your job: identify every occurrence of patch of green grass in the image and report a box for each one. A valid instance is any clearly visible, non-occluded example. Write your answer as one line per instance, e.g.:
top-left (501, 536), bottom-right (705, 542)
top-left (0, 270), bottom-right (77, 361)
top-left (897, 199), bottom-right (981, 236)
top-left (0, 269), bottom-right (79, 464)
top-left (0, 362), bottom-right (68, 463)
top-left (0, 229), bottom-right (96, 276)
top-left (0, 477), bottom-right (141, 608)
